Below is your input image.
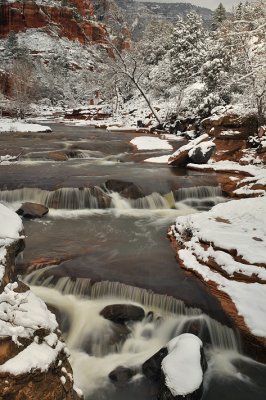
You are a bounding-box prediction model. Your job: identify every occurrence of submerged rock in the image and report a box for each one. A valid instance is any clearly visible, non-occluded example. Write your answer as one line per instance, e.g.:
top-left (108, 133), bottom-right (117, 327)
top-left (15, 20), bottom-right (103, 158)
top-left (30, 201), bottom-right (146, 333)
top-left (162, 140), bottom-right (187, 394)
top-left (109, 366), bottom-right (136, 385)
top-left (100, 304), bottom-right (145, 324)
top-left (16, 202), bottom-right (49, 219)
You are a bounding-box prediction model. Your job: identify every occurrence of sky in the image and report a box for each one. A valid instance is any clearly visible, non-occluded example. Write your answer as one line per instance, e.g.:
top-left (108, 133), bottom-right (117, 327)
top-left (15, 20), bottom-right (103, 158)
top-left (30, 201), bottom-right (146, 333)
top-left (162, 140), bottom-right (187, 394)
top-left (136, 0), bottom-right (241, 10)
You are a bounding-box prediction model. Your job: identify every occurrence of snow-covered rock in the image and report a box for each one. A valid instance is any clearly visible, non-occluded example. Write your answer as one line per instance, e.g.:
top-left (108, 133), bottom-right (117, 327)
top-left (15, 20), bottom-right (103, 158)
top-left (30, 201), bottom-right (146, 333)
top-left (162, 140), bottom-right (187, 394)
top-left (168, 134), bottom-right (209, 166)
top-left (161, 334), bottom-right (206, 400)
top-left (188, 140), bottom-right (216, 164)
top-left (143, 334), bottom-right (207, 400)
top-left (0, 119), bottom-right (52, 133)
top-left (169, 197), bottom-right (266, 356)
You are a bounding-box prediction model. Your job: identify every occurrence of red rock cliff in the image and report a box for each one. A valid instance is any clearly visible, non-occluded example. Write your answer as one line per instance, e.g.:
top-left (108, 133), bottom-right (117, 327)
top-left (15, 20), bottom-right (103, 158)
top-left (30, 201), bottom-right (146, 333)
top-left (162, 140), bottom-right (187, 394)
top-left (0, 0), bottom-right (106, 44)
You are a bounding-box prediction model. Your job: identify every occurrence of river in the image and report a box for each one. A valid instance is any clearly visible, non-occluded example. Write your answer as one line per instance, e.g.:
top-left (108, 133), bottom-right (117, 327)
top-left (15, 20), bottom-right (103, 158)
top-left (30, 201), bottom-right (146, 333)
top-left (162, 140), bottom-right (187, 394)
top-left (0, 124), bottom-right (265, 399)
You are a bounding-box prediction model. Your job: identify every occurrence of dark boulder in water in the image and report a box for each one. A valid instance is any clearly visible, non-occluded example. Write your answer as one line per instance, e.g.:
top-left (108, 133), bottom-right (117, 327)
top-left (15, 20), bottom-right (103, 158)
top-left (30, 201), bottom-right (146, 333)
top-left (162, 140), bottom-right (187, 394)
top-left (142, 347), bottom-right (168, 380)
top-left (100, 304), bottom-right (145, 324)
top-left (16, 202), bottom-right (49, 219)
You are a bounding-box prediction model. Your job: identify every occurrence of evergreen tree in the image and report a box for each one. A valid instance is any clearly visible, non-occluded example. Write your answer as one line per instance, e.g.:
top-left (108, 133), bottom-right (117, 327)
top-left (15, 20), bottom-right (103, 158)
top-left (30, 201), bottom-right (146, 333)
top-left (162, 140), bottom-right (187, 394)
top-left (170, 13), bottom-right (207, 86)
top-left (212, 3), bottom-right (226, 30)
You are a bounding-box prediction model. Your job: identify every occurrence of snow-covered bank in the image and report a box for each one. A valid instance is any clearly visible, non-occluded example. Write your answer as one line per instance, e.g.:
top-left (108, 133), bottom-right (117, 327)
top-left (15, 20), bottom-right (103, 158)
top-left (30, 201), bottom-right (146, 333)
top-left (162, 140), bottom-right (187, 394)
top-left (0, 119), bottom-right (52, 133)
top-left (189, 160), bottom-right (266, 197)
top-left (0, 204), bottom-right (81, 399)
top-left (130, 136), bottom-right (173, 151)
top-left (169, 197), bottom-right (266, 347)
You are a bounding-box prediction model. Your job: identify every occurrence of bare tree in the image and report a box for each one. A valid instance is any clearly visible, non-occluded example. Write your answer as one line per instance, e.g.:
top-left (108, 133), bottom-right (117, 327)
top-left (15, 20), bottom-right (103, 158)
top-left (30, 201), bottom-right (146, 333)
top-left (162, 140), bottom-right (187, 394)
top-left (9, 60), bottom-right (36, 119)
top-left (104, 39), bottom-right (161, 124)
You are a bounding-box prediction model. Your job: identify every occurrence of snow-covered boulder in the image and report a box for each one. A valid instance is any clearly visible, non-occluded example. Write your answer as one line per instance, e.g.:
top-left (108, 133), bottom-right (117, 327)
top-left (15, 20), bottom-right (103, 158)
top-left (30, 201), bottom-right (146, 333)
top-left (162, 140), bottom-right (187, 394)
top-left (160, 334), bottom-right (207, 400)
top-left (143, 334), bottom-right (207, 400)
top-left (188, 141), bottom-right (216, 164)
top-left (168, 134), bottom-right (210, 166)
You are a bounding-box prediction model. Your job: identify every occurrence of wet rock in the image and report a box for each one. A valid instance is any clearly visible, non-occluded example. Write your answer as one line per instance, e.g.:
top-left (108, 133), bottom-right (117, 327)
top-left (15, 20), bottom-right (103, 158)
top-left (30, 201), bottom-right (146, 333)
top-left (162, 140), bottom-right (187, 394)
top-left (16, 202), bottom-right (49, 219)
top-left (90, 186), bottom-right (112, 208)
top-left (109, 366), bottom-right (136, 385)
top-left (100, 304), bottom-right (145, 324)
top-left (168, 148), bottom-right (190, 167)
top-left (142, 347), bottom-right (168, 380)
top-left (189, 142), bottom-right (216, 164)
top-left (105, 179), bottom-right (145, 199)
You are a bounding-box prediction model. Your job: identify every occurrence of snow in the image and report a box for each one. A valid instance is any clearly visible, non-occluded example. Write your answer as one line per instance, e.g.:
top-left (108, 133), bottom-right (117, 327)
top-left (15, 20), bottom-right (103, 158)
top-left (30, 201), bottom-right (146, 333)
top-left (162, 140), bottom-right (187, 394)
top-left (130, 136), bottom-right (173, 151)
top-left (0, 203), bottom-right (23, 241)
top-left (0, 204), bottom-right (23, 282)
top-left (171, 197), bottom-right (266, 337)
top-left (0, 204), bottom-right (68, 376)
top-left (188, 160), bottom-right (266, 197)
top-left (162, 334), bottom-right (203, 396)
top-left (0, 155), bottom-right (18, 165)
top-left (144, 155), bottom-right (170, 163)
top-left (0, 338), bottom-right (65, 375)
top-left (188, 140), bottom-right (215, 158)
top-left (0, 119), bottom-right (52, 133)
top-left (0, 287), bottom-right (58, 342)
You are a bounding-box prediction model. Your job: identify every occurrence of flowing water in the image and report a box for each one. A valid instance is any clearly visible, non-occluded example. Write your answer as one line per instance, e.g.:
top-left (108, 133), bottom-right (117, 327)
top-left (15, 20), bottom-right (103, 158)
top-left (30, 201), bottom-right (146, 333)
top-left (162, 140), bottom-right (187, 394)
top-left (0, 124), bottom-right (265, 399)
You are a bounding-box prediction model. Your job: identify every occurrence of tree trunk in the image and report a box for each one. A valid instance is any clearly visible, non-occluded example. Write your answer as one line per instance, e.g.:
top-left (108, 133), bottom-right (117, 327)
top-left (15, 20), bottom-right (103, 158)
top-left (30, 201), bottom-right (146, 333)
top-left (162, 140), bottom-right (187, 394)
top-left (132, 80), bottom-right (161, 125)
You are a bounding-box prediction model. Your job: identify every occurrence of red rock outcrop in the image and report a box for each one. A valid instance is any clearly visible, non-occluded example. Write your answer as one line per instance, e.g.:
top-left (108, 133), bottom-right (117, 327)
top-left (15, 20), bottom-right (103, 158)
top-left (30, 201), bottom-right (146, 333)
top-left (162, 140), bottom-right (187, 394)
top-left (201, 112), bottom-right (258, 139)
top-left (0, 0), bottom-right (106, 44)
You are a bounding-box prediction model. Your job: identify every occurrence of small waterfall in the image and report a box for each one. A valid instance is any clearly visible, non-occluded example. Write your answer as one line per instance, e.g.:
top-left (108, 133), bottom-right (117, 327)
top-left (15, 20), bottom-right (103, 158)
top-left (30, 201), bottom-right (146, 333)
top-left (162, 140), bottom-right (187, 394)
top-left (131, 192), bottom-right (171, 209)
top-left (0, 188), bottom-right (177, 211)
top-left (24, 268), bottom-right (240, 352)
top-left (174, 186), bottom-right (226, 211)
top-left (175, 185), bottom-right (223, 201)
top-left (0, 187), bottom-right (109, 209)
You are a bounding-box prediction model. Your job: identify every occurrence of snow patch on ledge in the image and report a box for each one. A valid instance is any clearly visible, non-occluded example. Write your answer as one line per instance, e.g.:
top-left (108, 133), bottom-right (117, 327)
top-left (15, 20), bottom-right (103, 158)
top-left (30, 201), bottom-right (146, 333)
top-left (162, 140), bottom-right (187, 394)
top-left (171, 197), bottom-right (266, 338)
top-left (0, 337), bottom-right (65, 375)
top-left (162, 334), bottom-right (203, 396)
top-left (0, 119), bottom-right (52, 133)
top-left (130, 136), bottom-right (173, 151)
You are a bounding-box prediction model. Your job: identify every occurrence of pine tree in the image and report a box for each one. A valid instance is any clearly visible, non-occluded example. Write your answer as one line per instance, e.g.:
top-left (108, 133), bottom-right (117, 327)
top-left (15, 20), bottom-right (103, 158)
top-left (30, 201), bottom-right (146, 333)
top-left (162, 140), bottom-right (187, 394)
top-left (214, 3), bottom-right (226, 25)
top-left (170, 13), bottom-right (207, 86)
